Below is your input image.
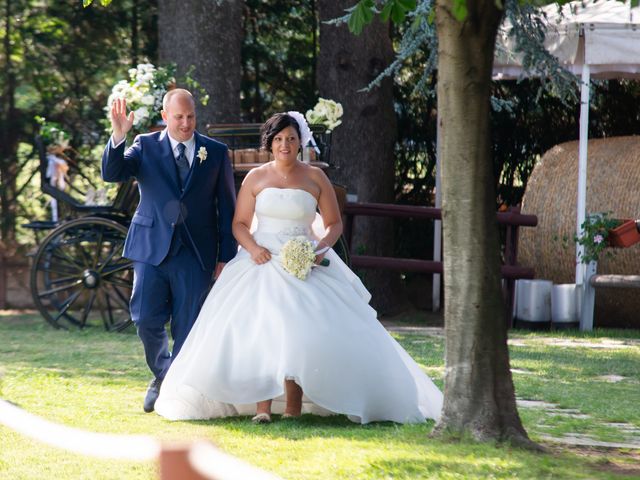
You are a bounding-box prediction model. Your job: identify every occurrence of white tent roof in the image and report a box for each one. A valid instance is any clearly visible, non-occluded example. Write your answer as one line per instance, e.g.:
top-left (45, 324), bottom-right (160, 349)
top-left (489, 1), bottom-right (640, 327)
top-left (494, 0), bottom-right (640, 79)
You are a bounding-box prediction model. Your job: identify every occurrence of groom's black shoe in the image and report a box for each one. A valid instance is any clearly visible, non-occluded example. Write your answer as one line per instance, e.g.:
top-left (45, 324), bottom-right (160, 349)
top-left (143, 377), bottom-right (163, 413)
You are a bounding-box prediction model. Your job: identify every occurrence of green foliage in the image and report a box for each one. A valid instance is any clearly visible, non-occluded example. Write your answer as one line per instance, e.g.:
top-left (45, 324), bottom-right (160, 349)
top-left (82, 0), bottom-right (113, 6)
top-left (451, 0), bottom-right (468, 21)
top-left (348, 0), bottom-right (418, 34)
top-left (575, 212), bottom-right (622, 264)
top-left (348, 0), bottom-right (375, 35)
top-left (34, 116), bottom-right (70, 146)
top-left (241, 0), bottom-right (318, 121)
top-left (1, 0), bottom-right (157, 245)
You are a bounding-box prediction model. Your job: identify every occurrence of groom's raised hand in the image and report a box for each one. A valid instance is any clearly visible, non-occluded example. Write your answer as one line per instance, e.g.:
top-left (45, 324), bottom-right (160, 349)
top-left (110, 98), bottom-right (135, 145)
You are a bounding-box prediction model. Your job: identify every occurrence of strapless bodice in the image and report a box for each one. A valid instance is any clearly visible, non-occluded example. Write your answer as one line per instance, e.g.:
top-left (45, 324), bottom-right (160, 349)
top-left (254, 188), bottom-right (318, 238)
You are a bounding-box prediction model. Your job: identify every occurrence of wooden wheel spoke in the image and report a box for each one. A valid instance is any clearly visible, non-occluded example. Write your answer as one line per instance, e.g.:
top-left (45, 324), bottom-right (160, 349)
top-left (92, 228), bottom-right (106, 269)
top-left (96, 242), bottom-right (120, 273)
top-left (52, 290), bottom-right (83, 323)
top-left (101, 262), bottom-right (132, 276)
top-left (49, 250), bottom-right (86, 271)
top-left (38, 279), bottom-right (83, 297)
top-left (102, 276), bottom-right (132, 289)
top-left (79, 290), bottom-right (97, 328)
top-left (102, 291), bottom-right (116, 327)
top-left (39, 263), bottom-right (82, 276)
top-left (104, 283), bottom-right (130, 309)
top-left (75, 240), bottom-right (95, 269)
top-left (47, 275), bottom-right (81, 286)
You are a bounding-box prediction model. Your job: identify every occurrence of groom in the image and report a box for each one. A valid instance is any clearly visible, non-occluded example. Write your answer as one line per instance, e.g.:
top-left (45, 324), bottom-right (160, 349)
top-left (102, 89), bottom-right (237, 412)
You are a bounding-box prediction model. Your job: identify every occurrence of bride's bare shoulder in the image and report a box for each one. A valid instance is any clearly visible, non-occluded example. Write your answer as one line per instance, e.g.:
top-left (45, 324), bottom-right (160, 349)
top-left (241, 163), bottom-right (276, 196)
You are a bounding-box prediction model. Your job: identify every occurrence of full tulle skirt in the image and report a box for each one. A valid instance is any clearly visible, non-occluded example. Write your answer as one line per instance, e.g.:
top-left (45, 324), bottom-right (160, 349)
top-left (155, 244), bottom-right (443, 424)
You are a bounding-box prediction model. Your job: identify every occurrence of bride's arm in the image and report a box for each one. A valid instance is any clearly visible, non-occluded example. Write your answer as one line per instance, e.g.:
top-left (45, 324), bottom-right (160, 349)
top-left (314, 169), bottom-right (343, 261)
top-left (232, 172), bottom-right (272, 264)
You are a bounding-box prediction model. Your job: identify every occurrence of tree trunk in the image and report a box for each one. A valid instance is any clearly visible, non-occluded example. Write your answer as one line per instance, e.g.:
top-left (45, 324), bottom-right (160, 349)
top-left (432, 0), bottom-right (535, 447)
top-left (158, 0), bottom-right (243, 126)
top-left (1, 0), bottom-right (19, 245)
top-left (317, 1), bottom-right (402, 312)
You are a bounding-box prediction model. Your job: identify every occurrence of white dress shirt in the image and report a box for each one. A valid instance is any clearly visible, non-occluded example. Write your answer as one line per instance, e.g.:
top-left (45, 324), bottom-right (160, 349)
top-left (110, 132), bottom-right (196, 167)
top-left (167, 135), bottom-right (195, 167)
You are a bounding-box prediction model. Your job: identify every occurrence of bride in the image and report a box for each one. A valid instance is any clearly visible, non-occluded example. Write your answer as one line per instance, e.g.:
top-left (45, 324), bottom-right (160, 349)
top-left (155, 112), bottom-right (443, 424)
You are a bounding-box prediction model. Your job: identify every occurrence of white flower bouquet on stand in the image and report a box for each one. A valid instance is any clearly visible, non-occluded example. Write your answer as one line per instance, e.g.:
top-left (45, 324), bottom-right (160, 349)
top-left (105, 63), bottom-right (175, 135)
top-left (305, 98), bottom-right (343, 132)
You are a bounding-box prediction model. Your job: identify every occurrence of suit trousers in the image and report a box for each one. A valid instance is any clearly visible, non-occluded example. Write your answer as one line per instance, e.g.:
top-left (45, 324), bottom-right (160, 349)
top-left (130, 240), bottom-right (213, 380)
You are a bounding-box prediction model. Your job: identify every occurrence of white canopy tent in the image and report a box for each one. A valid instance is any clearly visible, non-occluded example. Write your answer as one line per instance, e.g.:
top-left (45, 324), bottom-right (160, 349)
top-left (432, 0), bottom-right (640, 312)
top-left (494, 0), bottom-right (640, 286)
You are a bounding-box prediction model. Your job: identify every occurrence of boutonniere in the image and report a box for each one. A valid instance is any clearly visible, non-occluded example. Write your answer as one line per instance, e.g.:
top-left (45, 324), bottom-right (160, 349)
top-left (197, 146), bottom-right (208, 164)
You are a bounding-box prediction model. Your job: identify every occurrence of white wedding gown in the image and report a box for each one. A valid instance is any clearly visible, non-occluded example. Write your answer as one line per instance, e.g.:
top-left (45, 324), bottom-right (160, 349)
top-left (155, 187), bottom-right (443, 424)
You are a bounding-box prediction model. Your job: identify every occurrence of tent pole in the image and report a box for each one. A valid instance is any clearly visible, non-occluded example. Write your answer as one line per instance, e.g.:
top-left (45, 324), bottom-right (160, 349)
top-left (575, 63), bottom-right (591, 286)
top-left (432, 108), bottom-right (442, 312)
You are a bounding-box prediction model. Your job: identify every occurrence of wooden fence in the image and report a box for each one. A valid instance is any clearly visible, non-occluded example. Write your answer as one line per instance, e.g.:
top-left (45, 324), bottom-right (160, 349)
top-left (343, 203), bottom-right (538, 323)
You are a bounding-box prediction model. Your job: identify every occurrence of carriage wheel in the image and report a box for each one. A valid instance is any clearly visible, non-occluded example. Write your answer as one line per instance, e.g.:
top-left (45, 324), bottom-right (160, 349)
top-left (30, 217), bottom-right (133, 332)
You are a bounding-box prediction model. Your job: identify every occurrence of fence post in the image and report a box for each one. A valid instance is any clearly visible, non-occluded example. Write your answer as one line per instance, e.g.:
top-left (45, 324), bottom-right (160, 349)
top-left (503, 206), bottom-right (521, 327)
top-left (160, 444), bottom-right (209, 480)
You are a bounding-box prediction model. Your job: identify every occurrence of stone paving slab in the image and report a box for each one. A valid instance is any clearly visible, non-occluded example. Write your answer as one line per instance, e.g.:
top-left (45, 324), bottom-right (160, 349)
top-left (540, 434), bottom-right (640, 449)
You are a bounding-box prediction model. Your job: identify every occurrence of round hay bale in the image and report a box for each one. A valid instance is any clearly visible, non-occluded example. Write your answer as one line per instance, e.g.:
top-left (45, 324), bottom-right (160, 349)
top-left (519, 136), bottom-right (640, 328)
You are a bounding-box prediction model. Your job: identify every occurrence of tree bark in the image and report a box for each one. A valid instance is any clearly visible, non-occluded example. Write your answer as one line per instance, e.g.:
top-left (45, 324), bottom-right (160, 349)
top-left (158, 0), bottom-right (243, 127)
top-left (1, 0), bottom-right (19, 245)
top-left (432, 0), bottom-right (535, 447)
top-left (317, 1), bottom-right (401, 312)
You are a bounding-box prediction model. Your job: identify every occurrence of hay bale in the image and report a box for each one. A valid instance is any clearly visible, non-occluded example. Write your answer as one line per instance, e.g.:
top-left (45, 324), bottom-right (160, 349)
top-left (519, 136), bottom-right (640, 328)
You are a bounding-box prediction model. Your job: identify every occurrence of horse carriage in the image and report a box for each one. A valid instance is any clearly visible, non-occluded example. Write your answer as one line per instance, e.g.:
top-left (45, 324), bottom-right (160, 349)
top-left (25, 124), bottom-right (347, 331)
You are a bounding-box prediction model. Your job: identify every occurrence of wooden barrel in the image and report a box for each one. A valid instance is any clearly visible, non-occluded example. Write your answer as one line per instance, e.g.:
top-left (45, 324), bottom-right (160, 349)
top-left (519, 136), bottom-right (640, 328)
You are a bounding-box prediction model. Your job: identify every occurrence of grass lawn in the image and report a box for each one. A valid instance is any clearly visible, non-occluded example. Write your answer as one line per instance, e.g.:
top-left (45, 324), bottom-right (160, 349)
top-left (0, 310), bottom-right (639, 479)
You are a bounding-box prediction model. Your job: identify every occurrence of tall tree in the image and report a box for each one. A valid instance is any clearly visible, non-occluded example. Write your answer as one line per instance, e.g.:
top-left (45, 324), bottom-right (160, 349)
top-left (433, 0), bottom-right (531, 444)
top-left (347, 0), bottom-right (539, 446)
top-left (317, 0), bottom-right (401, 311)
top-left (0, 0), bottom-right (19, 244)
top-left (158, 0), bottom-right (243, 126)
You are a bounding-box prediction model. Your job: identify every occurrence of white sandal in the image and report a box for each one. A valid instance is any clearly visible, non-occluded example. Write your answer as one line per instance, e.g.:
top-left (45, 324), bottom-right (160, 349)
top-left (251, 412), bottom-right (271, 424)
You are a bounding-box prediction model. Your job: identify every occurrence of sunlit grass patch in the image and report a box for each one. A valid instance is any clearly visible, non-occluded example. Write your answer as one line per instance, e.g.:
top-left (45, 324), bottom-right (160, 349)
top-left (1, 312), bottom-right (639, 479)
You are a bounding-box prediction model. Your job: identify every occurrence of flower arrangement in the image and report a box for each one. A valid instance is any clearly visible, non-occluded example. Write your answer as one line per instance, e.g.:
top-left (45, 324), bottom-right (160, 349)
top-left (305, 98), bottom-right (343, 132)
top-left (280, 237), bottom-right (318, 280)
top-left (105, 63), bottom-right (209, 137)
top-left (575, 212), bottom-right (621, 264)
top-left (105, 63), bottom-right (175, 135)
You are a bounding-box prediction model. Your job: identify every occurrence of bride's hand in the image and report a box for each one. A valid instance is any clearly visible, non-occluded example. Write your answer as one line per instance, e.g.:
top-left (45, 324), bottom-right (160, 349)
top-left (314, 253), bottom-right (326, 265)
top-left (249, 245), bottom-right (272, 264)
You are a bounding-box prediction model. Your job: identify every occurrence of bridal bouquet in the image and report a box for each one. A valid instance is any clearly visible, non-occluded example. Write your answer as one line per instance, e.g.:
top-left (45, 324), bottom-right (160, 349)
top-left (305, 98), bottom-right (343, 132)
top-left (280, 237), bottom-right (317, 280)
top-left (105, 63), bottom-right (175, 134)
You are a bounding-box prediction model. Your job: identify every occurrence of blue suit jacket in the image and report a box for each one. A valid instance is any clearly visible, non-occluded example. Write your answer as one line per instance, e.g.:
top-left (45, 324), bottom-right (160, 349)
top-left (101, 130), bottom-right (237, 271)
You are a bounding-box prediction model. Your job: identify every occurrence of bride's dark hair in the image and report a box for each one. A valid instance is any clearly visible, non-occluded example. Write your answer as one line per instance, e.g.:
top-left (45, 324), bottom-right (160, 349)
top-left (260, 113), bottom-right (301, 151)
